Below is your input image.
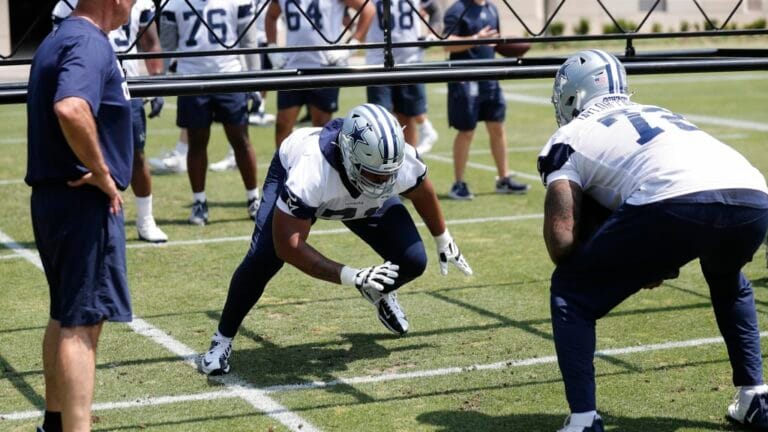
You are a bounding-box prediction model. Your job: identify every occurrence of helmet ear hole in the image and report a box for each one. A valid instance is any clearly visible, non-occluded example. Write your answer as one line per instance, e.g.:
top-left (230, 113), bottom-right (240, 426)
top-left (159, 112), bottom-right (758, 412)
top-left (565, 96), bottom-right (575, 107)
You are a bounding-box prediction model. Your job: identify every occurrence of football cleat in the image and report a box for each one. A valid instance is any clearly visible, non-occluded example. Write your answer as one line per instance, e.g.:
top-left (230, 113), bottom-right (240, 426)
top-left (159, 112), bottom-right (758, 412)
top-left (495, 175), bottom-right (530, 195)
top-left (247, 197), bottom-right (259, 220)
top-left (357, 285), bottom-right (409, 335)
top-left (558, 414), bottom-right (605, 432)
top-left (189, 200), bottom-right (209, 226)
top-left (448, 181), bottom-right (474, 200)
top-left (248, 112), bottom-right (276, 127)
top-left (727, 386), bottom-right (768, 429)
top-left (136, 216), bottom-right (168, 243)
top-left (209, 150), bottom-right (236, 172)
top-left (199, 333), bottom-right (232, 376)
top-left (149, 150), bottom-right (187, 173)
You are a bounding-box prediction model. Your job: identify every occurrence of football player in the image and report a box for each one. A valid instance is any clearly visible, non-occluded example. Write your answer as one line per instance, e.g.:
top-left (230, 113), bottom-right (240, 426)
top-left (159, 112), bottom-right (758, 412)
top-left (442, 0), bottom-right (529, 200)
top-left (52, 0), bottom-right (169, 242)
top-left (365, 0), bottom-right (439, 154)
top-left (200, 103), bottom-right (473, 375)
top-left (540, 50), bottom-right (768, 432)
top-left (160, 0), bottom-right (261, 224)
top-left (265, 0), bottom-right (374, 147)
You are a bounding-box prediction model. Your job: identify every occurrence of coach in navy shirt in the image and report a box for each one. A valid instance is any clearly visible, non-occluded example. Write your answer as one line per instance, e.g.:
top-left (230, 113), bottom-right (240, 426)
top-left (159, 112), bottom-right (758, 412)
top-left (25, 1), bottom-right (134, 431)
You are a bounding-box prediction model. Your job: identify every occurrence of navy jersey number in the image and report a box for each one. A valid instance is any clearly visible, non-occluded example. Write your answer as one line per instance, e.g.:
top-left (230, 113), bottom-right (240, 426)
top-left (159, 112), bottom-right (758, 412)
top-left (182, 8), bottom-right (228, 47)
top-left (598, 107), bottom-right (698, 145)
top-left (376, 0), bottom-right (414, 30)
top-left (286, 0), bottom-right (323, 31)
top-left (112, 21), bottom-right (131, 47)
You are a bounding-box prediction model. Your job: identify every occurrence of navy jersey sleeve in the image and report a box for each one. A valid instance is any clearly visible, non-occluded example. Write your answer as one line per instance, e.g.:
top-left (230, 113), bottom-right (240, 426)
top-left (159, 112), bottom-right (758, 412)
top-left (443, 2), bottom-right (464, 36)
top-left (54, 36), bottom-right (113, 116)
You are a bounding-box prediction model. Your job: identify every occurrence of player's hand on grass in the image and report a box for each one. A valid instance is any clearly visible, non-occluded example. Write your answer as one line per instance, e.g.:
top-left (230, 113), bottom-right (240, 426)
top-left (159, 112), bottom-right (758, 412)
top-left (341, 261), bottom-right (400, 291)
top-left (435, 230), bottom-right (473, 276)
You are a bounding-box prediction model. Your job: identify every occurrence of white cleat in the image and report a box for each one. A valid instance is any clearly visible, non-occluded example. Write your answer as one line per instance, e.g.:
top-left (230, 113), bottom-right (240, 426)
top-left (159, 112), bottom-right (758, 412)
top-left (209, 150), bottom-right (237, 172)
top-left (248, 112), bottom-right (276, 127)
top-left (199, 333), bottom-right (232, 376)
top-left (136, 216), bottom-right (168, 243)
top-left (149, 150), bottom-right (187, 173)
top-left (357, 285), bottom-right (409, 335)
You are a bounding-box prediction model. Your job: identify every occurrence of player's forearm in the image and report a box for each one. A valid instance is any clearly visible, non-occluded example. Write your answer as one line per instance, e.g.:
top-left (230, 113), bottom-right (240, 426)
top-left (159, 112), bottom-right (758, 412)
top-left (543, 181), bottom-right (580, 265)
top-left (138, 23), bottom-right (164, 75)
top-left (277, 239), bottom-right (345, 284)
top-left (406, 179), bottom-right (446, 236)
top-left (442, 35), bottom-right (475, 53)
top-left (54, 97), bottom-right (110, 177)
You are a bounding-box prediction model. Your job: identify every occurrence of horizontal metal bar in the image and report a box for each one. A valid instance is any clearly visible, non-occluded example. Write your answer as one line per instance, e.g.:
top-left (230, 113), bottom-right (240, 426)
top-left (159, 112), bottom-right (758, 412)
top-left (1, 29), bottom-right (767, 66)
top-left (2, 58), bottom-right (766, 104)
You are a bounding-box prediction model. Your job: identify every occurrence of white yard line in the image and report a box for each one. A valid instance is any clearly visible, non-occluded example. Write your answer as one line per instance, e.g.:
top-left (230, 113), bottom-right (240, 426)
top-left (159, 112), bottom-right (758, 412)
top-left (0, 228), bottom-right (319, 432)
top-left (4, 331), bottom-right (765, 421)
top-left (422, 152), bottom-right (543, 181)
top-left (0, 213), bottom-right (544, 258)
top-left (501, 92), bottom-right (768, 133)
top-left (499, 72), bottom-right (768, 91)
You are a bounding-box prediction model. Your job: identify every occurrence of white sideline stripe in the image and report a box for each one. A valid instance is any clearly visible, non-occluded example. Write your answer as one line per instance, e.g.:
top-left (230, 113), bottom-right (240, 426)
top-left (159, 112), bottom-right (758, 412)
top-left (0, 179), bottom-right (24, 185)
top-left (0, 228), bottom-right (42, 270)
top-left (423, 153), bottom-right (542, 181)
top-left (0, 390), bottom-right (235, 421)
top-left (0, 213), bottom-right (544, 257)
top-left (6, 331), bottom-right (767, 421)
top-left (502, 92), bottom-right (768, 132)
top-left (0, 230), bottom-right (319, 432)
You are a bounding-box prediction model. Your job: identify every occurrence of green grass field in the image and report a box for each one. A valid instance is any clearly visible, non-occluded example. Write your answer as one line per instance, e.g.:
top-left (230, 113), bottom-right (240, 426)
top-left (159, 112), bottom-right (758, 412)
top-left (1, 65), bottom-right (768, 431)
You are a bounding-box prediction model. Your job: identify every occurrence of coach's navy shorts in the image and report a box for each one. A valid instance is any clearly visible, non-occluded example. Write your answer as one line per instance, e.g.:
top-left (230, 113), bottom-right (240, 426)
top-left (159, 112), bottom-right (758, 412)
top-left (447, 80), bottom-right (506, 131)
top-left (130, 98), bottom-right (146, 151)
top-left (31, 185), bottom-right (132, 327)
top-left (277, 88), bottom-right (339, 113)
top-left (367, 84), bottom-right (427, 116)
top-left (177, 93), bottom-right (248, 128)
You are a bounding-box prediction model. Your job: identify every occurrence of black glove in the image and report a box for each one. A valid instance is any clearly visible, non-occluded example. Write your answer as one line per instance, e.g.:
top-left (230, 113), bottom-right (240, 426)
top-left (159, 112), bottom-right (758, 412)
top-left (146, 96), bottom-right (165, 119)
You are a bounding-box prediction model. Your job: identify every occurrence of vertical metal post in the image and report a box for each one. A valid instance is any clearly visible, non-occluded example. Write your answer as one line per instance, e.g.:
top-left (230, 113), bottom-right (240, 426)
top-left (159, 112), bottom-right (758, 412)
top-left (382, 0), bottom-right (394, 69)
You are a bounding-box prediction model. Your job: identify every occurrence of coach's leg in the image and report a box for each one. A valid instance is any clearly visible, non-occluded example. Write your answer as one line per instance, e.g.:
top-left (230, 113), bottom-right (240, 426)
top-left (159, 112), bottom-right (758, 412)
top-left (42, 319), bottom-right (62, 431)
top-left (58, 322), bottom-right (103, 432)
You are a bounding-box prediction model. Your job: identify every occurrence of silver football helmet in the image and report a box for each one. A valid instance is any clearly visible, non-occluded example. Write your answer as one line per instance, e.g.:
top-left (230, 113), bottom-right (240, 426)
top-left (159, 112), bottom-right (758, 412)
top-left (338, 103), bottom-right (405, 198)
top-left (552, 49), bottom-right (630, 127)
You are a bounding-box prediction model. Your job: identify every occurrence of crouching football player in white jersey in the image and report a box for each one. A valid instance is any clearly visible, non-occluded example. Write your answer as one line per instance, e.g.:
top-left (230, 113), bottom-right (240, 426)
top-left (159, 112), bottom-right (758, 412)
top-left (200, 103), bottom-right (473, 375)
top-left (539, 50), bottom-right (768, 432)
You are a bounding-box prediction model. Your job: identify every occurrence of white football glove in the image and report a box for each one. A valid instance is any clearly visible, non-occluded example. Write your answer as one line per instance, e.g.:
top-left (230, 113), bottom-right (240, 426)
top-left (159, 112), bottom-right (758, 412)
top-left (340, 261), bottom-right (399, 292)
top-left (266, 43), bottom-right (287, 69)
top-left (435, 230), bottom-right (473, 276)
top-left (324, 38), bottom-right (359, 66)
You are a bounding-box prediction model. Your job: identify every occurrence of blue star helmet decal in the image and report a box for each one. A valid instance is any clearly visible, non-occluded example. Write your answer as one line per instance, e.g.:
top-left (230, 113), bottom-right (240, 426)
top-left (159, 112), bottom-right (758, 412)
top-left (348, 122), bottom-right (370, 152)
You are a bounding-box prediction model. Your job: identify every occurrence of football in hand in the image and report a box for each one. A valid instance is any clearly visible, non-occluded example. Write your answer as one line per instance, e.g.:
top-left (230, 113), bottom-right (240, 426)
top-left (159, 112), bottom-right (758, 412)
top-left (494, 42), bottom-right (531, 58)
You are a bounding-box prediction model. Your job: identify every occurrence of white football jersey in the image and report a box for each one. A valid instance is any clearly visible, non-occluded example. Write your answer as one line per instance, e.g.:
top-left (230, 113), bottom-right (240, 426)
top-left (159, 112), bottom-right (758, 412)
top-left (538, 101), bottom-right (768, 210)
top-left (276, 0), bottom-right (348, 68)
top-left (162, 0), bottom-right (255, 74)
top-left (52, 0), bottom-right (156, 77)
top-left (275, 125), bottom-right (427, 221)
top-left (366, 0), bottom-right (423, 65)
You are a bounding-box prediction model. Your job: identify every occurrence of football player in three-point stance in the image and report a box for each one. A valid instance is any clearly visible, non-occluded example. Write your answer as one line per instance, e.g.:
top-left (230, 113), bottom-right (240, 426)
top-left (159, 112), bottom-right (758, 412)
top-left (539, 50), bottom-right (768, 432)
top-left (52, 0), bottom-right (169, 243)
top-left (200, 103), bottom-right (473, 375)
top-left (160, 0), bottom-right (262, 225)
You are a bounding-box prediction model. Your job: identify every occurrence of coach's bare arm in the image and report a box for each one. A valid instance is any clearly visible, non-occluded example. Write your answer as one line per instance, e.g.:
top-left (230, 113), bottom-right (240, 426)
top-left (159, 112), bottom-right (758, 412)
top-left (54, 96), bottom-right (122, 213)
top-left (272, 208), bottom-right (346, 284)
top-left (543, 179), bottom-right (583, 265)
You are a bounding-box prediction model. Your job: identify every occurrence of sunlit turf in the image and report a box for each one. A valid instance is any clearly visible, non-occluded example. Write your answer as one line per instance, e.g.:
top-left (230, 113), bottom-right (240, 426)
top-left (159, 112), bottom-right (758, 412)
top-left (1, 68), bottom-right (768, 431)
